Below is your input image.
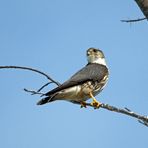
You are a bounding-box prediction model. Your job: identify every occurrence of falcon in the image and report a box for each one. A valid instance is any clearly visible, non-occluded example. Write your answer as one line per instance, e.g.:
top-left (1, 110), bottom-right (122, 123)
top-left (37, 48), bottom-right (109, 108)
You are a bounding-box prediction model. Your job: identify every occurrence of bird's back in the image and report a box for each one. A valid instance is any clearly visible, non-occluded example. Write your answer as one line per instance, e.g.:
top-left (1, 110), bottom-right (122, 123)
top-left (45, 63), bottom-right (108, 96)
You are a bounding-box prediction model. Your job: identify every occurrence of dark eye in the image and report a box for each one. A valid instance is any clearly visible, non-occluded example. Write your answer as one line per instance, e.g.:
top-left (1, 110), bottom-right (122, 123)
top-left (93, 49), bottom-right (97, 52)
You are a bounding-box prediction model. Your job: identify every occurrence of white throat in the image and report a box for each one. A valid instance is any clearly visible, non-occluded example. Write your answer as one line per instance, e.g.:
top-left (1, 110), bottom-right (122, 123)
top-left (88, 57), bottom-right (107, 66)
top-left (93, 58), bottom-right (106, 66)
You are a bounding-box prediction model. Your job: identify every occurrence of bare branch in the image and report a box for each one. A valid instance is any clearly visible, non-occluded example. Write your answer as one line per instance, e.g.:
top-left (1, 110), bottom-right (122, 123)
top-left (36, 82), bottom-right (56, 92)
top-left (121, 17), bottom-right (147, 23)
top-left (121, 0), bottom-right (148, 23)
top-left (25, 86), bottom-right (148, 127)
top-left (72, 101), bottom-right (148, 127)
top-left (24, 88), bottom-right (45, 96)
top-left (0, 66), bottom-right (60, 86)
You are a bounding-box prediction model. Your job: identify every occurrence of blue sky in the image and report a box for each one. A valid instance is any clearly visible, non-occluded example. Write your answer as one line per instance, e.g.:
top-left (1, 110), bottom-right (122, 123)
top-left (0, 0), bottom-right (148, 148)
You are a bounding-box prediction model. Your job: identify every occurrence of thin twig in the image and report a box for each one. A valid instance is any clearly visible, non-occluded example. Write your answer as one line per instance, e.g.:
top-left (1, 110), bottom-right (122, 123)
top-left (24, 88), bottom-right (45, 96)
top-left (0, 66), bottom-right (60, 86)
top-left (37, 82), bottom-right (55, 92)
top-left (121, 17), bottom-right (147, 23)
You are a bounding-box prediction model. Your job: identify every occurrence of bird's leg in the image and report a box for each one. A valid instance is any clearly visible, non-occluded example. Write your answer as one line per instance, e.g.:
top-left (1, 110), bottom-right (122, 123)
top-left (80, 101), bottom-right (87, 108)
top-left (89, 92), bottom-right (101, 109)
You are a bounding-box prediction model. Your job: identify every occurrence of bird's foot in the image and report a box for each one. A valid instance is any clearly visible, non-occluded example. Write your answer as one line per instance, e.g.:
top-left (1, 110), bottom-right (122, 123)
top-left (80, 101), bottom-right (87, 108)
top-left (89, 92), bottom-right (102, 109)
top-left (91, 100), bottom-right (101, 109)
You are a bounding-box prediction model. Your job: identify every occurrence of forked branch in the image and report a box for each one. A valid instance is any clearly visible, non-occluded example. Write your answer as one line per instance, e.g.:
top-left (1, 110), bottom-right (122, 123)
top-left (0, 65), bottom-right (148, 127)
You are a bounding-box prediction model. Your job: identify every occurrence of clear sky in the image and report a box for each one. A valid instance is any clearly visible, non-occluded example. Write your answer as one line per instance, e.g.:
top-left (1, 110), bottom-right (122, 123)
top-left (0, 0), bottom-right (148, 148)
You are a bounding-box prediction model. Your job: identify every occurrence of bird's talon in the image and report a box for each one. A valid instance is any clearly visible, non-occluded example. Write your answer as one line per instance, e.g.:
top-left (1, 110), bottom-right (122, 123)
top-left (80, 101), bottom-right (87, 108)
top-left (91, 101), bottom-right (101, 109)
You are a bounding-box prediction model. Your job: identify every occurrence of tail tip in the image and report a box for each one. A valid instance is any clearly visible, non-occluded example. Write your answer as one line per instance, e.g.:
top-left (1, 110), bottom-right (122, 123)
top-left (36, 97), bottom-right (53, 105)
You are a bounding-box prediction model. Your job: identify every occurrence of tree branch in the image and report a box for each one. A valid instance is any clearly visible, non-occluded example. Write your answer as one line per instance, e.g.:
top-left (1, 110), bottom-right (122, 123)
top-left (121, 17), bottom-right (147, 23)
top-left (71, 101), bottom-right (148, 127)
top-left (121, 0), bottom-right (148, 23)
top-left (0, 65), bottom-right (148, 127)
top-left (0, 66), bottom-right (60, 86)
top-left (24, 88), bottom-right (45, 96)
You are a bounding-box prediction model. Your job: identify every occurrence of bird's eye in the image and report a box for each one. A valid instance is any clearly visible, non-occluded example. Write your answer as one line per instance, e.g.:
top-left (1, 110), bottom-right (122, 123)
top-left (93, 49), bottom-right (97, 52)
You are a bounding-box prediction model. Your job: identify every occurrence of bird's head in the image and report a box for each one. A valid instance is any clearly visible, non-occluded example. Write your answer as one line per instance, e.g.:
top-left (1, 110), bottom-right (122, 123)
top-left (87, 48), bottom-right (106, 66)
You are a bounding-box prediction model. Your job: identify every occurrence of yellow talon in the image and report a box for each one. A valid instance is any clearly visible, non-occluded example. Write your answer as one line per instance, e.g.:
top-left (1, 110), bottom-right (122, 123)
top-left (90, 100), bottom-right (101, 109)
top-left (89, 92), bottom-right (101, 109)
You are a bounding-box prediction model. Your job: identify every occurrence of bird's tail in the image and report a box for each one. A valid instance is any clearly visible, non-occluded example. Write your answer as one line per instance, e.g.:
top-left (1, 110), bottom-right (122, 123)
top-left (37, 96), bottom-right (55, 105)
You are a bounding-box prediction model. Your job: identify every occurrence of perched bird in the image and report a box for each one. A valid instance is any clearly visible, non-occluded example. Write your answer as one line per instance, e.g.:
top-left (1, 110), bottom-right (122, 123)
top-left (37, 48), bottom-right (109, 108)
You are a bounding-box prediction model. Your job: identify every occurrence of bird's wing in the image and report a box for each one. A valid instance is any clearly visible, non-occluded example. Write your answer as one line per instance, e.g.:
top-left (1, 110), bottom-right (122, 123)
top-left (45, 63), bottom-right (108, 96)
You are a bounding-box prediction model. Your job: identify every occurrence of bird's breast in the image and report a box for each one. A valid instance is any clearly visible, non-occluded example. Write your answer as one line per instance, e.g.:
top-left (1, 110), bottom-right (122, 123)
top-left (93, 74), bottom-right (109, 95)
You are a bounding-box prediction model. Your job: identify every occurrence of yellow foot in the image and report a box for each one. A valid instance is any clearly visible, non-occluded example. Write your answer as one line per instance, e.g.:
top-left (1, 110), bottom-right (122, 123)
top-left (90, 100), bottom-right (101, 109)
top-left (89, 92), bottom-right (102, 109)
top-left (80, 101), bottom-right (87, 108)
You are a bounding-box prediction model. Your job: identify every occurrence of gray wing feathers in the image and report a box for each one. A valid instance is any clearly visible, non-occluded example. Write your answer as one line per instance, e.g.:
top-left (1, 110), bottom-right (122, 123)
top-left (45, 63), bottom-right (108, 96)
